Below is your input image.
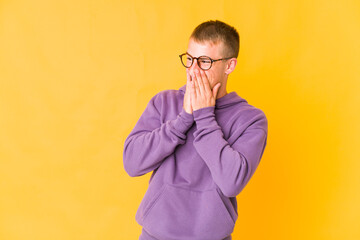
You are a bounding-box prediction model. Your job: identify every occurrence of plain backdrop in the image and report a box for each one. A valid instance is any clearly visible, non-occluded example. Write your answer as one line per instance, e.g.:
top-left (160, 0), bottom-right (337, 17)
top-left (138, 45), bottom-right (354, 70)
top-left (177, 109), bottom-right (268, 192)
top-left (0, 0), bottom-right (359, 239)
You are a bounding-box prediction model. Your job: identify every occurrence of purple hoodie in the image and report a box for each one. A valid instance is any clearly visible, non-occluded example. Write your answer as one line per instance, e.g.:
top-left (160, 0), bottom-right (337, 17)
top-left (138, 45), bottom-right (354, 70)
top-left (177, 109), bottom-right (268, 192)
top-left (123, 84), bottom-right (268, 240)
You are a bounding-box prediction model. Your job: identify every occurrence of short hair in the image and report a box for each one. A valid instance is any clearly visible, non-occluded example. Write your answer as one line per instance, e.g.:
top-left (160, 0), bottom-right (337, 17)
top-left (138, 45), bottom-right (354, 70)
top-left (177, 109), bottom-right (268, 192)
top-left (190, 20), bottom-right (240, 58)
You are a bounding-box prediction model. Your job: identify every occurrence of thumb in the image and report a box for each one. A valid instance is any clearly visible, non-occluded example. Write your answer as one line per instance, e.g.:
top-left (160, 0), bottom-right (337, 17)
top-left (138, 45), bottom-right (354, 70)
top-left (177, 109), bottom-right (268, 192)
top-left (212, 82), bottom-right (221, 98)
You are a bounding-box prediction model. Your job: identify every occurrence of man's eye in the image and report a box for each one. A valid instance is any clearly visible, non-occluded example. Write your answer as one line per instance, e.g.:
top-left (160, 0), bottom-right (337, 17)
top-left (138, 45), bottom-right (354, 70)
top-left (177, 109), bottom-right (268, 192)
top-left (186, 57), bottom-right (192, 61)
top-left (200, 59), bottom-right (211, 64)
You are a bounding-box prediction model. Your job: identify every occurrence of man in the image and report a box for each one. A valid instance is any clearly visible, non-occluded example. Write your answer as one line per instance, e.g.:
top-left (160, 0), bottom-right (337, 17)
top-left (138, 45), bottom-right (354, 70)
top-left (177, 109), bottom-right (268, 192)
top-left (123, 20), bottom-right (268, 240)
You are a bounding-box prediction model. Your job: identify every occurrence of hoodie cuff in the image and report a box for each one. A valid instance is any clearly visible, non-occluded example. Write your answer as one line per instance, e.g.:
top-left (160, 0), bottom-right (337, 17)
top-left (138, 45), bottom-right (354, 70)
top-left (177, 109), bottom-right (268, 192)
top-left (193, 106), bottom-right (217, 127)
top-left (193, 106), bottom-right (223, 140)
top-left (173, 108), bottom-right (194, 133)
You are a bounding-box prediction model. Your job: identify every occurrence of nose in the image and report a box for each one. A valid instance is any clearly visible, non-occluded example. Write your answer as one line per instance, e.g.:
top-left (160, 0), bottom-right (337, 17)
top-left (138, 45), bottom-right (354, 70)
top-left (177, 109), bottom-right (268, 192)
top-left (187, 58), bottom-right (201, 76)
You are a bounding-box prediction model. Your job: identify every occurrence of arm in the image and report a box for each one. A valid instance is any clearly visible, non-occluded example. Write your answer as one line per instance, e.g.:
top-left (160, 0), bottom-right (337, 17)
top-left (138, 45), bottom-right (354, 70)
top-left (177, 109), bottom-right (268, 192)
top-left (123, 93), bottom-right (194, 177)
top-left (192, 106), bottom-right (268, 197)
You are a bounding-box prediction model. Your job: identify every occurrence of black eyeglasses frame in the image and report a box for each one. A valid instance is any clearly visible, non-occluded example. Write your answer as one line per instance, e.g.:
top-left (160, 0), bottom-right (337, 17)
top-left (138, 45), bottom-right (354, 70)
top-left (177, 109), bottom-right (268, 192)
top-left (179, 52), bottom-right (233, 71)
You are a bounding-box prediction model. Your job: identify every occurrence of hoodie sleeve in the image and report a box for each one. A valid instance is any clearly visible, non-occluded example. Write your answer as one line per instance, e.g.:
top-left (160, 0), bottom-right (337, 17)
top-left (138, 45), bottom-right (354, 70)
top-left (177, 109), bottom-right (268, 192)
top-left (123, 92), bottom-right (194, 177)
top-left (192, 106), bottom-right (268, 198)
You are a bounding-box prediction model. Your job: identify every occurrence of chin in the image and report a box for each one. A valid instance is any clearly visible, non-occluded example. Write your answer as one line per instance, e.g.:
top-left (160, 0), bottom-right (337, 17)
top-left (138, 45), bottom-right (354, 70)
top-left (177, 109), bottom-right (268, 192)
top-left (211, 81), bottom-right (219, 89)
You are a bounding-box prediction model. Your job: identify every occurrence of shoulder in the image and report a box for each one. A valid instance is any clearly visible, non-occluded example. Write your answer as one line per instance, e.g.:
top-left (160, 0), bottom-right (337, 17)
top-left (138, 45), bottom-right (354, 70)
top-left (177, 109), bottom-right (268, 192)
top-left (230, 101), bottom-right (268, 134)
top-left (151, 88), bottom-right (182, 102)
top-left (149, 88), bottom-right (183, 110)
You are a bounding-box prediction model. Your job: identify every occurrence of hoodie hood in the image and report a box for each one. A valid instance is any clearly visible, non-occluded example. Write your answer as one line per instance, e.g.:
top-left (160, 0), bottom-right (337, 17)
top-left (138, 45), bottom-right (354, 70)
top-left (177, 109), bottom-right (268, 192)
top-left (179, 84), bottom-right (247, 109)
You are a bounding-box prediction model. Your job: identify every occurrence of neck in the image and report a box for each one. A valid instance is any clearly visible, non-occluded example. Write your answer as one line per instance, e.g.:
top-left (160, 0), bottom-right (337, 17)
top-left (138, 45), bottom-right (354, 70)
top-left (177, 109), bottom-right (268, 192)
top-left (216, 76), bottom-right (228, 99)
top-left (216, 85), bottom-right (228, 99)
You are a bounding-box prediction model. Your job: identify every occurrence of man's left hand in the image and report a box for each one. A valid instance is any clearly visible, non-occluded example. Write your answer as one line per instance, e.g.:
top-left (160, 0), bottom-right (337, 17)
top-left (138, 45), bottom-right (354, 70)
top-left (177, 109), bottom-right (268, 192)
top-left (190, 69), bottom-right (221, 111)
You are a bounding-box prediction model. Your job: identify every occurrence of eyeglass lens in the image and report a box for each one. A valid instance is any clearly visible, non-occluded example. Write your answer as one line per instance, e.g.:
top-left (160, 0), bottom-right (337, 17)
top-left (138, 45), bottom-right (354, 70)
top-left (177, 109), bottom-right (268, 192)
top-left (181, 54), bottom-right (212, 70)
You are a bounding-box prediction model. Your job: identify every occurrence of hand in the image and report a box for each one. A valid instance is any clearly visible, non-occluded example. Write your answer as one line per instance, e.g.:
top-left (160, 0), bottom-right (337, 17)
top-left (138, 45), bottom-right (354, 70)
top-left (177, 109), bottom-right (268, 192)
top-left (183, 72), bottom-right (193, 114)
top-left (190, 69), bottom-right (221, 111)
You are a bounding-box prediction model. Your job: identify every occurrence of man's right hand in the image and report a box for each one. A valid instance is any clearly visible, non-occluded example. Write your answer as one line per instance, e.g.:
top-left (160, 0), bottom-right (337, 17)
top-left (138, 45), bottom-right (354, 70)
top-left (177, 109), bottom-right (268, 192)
top-left (183, 72), bottom-right (193, 114)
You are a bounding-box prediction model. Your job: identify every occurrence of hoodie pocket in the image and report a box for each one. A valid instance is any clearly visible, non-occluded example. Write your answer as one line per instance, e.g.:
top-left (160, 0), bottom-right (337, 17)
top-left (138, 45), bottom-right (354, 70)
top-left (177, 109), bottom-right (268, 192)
top-left (142, 183), bottom-right (235, 240)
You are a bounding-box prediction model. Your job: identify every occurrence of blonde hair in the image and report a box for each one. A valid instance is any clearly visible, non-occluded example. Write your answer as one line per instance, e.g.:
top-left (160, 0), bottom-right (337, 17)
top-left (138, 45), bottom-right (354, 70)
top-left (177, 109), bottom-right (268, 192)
top-left (190, 20), bottom-right (240, 58)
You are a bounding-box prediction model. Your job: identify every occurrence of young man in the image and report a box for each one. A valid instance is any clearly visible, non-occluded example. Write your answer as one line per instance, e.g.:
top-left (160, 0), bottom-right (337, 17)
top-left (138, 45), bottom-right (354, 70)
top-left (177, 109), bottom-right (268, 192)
top-left (123, 20), bottom-right (268, 240)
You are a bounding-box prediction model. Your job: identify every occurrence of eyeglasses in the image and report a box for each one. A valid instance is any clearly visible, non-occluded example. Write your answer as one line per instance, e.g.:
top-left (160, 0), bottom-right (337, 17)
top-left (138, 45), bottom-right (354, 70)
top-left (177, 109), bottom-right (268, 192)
top-left (179, 52), bottom-right (233, 71)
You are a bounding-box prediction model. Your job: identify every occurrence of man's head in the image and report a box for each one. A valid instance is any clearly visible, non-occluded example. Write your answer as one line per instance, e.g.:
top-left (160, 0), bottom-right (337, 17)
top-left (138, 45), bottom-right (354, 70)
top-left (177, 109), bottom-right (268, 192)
top-left (190, 20), bottom-right (239, 59)
top-left (183, 20), bottom-right (239, 92)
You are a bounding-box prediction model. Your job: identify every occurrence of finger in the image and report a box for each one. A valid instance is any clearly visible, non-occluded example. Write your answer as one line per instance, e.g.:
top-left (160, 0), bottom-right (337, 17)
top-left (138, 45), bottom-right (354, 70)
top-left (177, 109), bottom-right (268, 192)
top-left (196, 70), bottom-right (206, 97)
top-left (200, 70), bottom-right (211, 95)
top-left (194, 71), bottom-right (202, 96)
top-left (212, 82), bottom-right (221, 99)
top-left (190, 73), bottom-right (196, 99)
top-left (203, 73), bottom-right (211, 91)
top-left (193, 72), bottom-right (201, 96)
top-left (206, 71), bottom-right (215, 89)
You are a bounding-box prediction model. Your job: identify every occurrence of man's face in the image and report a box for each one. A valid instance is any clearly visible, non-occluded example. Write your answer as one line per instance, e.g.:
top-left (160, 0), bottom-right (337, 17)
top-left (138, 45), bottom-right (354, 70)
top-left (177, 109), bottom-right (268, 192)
top-left (186, 38), bottom-right (228, 89)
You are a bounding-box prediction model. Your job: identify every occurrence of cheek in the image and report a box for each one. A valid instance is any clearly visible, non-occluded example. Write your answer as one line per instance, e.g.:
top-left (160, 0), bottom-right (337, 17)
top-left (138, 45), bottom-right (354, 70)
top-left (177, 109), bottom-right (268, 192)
top-left (205, 71), bottom-right (216, 82)
top-left (203, 73), bottom-right (214, 88)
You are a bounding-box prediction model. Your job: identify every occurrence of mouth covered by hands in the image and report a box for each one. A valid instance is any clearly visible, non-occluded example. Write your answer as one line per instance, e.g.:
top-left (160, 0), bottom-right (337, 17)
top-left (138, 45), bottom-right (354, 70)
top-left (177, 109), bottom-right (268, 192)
top-left (183, 69), bottom-right (221, 114)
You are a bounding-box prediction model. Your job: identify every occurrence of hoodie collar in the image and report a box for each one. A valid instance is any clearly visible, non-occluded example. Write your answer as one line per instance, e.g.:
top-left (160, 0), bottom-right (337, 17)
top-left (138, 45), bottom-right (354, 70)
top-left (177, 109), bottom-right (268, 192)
top-left (179, 84), bottom-right (247, 109)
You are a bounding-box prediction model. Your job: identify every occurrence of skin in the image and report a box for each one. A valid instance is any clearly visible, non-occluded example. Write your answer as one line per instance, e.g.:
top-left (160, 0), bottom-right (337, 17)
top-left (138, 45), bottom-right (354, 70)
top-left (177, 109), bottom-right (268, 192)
top-left (183, 38), bottom-right (238, 114)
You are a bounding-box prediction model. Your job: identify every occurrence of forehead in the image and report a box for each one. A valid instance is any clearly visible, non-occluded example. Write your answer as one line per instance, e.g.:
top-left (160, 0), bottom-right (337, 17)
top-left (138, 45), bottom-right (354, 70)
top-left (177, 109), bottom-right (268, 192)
top-left (187, 38), bottom-right (224, 58)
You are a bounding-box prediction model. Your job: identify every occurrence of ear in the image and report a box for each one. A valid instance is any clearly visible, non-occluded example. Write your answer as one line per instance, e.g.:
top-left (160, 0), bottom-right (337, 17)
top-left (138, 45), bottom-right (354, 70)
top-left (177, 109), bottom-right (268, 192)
top-left (224, 58), bottom-right (237, 75)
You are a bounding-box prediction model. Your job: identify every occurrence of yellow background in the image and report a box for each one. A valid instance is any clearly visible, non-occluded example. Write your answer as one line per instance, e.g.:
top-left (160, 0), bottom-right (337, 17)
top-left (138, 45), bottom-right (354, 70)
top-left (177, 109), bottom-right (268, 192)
top-left (1, 0), bottom-right (359, 239)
